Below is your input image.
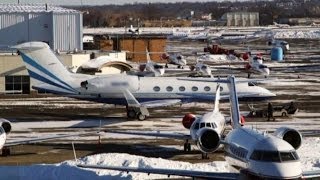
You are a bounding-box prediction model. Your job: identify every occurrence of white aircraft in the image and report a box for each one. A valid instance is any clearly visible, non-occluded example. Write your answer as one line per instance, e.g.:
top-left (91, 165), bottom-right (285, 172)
top-left (14, 42), bottom-right (275, 121)
top-left (0, 119), bottom-right (93, 156)
top-left (77, 76), bottom-right (320, 179)
top-left (244, 54), bottom-right (270, 78)
top-left (190, 61), bottom-right (212, 77)
top-left (105, 84), bottom-right (241, 159)
top-left (161, 53), bottom-right (187, 68)
top-left (168, 28), bottom-right (209, 41)
top-left (135, 49), bottom-right (165, 77)
top-left (128, 25), bottom-right (141, 35)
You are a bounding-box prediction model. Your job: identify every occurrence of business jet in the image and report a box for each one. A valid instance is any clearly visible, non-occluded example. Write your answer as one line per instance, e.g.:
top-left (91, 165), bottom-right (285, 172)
top-left (130, 49), bottom-right (165, 77)
top-left (14, 42), bottom-right (275, 121)
top-left (128, 25), bottom-right (141, 35)
top-left (77, 76), bottom-right (320, 179)
top-left (168, 28), bottom-right (210, 41)
top-left (0, 119), bottom-right (93, 156)
top-left (161, 53), bottom-right (187, 68)
top-left (244, 54), bottom-right (270, 78)
top-left (105, 84), bottom-right (244, 159)
top-left (190, 60), bottom-right (212, 77)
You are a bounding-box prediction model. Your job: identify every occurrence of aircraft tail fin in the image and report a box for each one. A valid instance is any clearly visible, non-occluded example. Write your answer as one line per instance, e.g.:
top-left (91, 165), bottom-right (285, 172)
top-left (12, 42), bottom-right (77, 94)
top-left (227, 76), bottom-right (242, 129)
top-left (146, 48), bottom-right (151, 63)
top-left (213, 84), bottom-right (221, 113)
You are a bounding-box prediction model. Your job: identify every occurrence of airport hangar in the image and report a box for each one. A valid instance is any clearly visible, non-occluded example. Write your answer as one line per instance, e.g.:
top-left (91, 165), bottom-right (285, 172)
top-left (0, 4), bottom-right (131, 95)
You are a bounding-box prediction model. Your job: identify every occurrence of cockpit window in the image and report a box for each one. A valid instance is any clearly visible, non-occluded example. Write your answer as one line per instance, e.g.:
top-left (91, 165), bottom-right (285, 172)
top-left (200, 123), bottom-right (205, 128)
top-left (194, 123), bottom-right (199, 130)
top-left (250, 150), bottom-right (299, 162)
top-left (259, 65), bottom-right (267, 69)
top-left (177, 56), bottom-right (182, 60)
top-left (280, 151), bottom-right (299, 161)
top-left (206, 123), bottom-right (211, 128)
top-left (211, 123), bottom-right (217, 128)
top-left (154, 65), bottom-right (164, 69)
top-left (248, 82), bottom-right (256, 86)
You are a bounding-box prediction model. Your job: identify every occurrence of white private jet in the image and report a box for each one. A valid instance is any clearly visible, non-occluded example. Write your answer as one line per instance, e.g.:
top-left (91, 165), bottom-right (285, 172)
top-left (161, 53), bottom-right (187, 68)
top-left (133, 49), bottom-right (165, 77)
top-left (244, 54), bottom-right (270, 78)
top-left (105, 84), bottom-right (242, 159)
top-left (77, 76), bottom-right (320, 179)
top-left (14, 42), bottom-right (275, 121)
top-left (190, 60), bottom-right (212, 77)
top-left (0, 119), bottom-right (95, 156)
top-left (168, 28), bottom-right (210, 41)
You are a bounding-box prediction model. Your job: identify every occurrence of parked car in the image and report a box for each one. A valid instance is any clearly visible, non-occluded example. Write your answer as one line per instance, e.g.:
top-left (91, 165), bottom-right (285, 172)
top-left (246, 102), bottom-right (298, 118)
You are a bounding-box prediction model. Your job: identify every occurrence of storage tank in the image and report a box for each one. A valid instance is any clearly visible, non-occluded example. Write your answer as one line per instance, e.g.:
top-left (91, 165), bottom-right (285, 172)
top-left (271, 47), bottom-right (283, 61)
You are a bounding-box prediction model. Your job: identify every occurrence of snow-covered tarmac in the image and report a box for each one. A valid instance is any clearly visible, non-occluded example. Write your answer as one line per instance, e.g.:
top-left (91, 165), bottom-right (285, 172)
top-left (0, 136), bottom-right (319, 180)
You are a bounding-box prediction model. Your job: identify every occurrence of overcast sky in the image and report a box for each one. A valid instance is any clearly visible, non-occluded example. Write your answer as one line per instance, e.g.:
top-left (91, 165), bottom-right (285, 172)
top-left (0, 0), bottom-right (241, 6)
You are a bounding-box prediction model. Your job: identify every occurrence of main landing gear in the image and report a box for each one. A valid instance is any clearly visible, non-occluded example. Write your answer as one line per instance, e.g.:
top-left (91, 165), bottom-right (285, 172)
top-left (183, 140), bottom-right (191, 152)
top-left (126, 106), bottom-right (149, 121)
top-left (201, 153), bottom-right (209, 159)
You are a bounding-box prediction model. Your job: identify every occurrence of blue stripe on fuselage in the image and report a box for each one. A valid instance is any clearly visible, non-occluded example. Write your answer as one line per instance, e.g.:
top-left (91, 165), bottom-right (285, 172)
top-left (28, 70), bottom-right (76, 94)
top-left (20, 53), bottom-right (76, 93)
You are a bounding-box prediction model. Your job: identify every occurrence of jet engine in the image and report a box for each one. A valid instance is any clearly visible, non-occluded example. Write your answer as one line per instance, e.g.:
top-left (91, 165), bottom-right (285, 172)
top-left (274, 127), bottom-right (302, 150)
top-left (182, 114), bottom-right (196, 129)
top-left (197, 128), bottom-right (220, 153)
top-left (0, 119), bottom-right (11, 134)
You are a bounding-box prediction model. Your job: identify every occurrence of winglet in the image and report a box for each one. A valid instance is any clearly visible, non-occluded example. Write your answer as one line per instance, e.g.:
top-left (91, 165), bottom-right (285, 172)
top-left (213, 84), bottom-right (221, 113)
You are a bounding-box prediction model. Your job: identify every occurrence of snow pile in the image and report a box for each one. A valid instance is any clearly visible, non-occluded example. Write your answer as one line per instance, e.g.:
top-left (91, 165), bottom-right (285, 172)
top-left (298, 137), bottom-right (320, 171)
top-left (0, 138), bottom-right (318, 180)
top-left (0, 153), bottom-right (228, 180)
top-left (274, 30), bottom-right (320, 39)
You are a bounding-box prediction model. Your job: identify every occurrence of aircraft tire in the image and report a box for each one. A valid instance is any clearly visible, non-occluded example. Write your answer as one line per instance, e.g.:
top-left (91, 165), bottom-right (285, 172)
top-left (137, 113), bottom-right (146, 121)
top-left (127, 110), bottom-right (136, 119)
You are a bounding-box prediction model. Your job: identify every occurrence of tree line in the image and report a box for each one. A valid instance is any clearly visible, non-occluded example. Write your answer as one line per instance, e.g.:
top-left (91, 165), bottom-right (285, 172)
top-left (72, 0), bottom-right (320, 27)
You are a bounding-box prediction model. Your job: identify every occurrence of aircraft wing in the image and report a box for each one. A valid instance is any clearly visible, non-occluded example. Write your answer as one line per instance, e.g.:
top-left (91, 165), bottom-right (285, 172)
top-left (302, 170), bottom-right (320, 179)
top-left (105, 130), bottom-right (190, 140)
top-left (4, 131), bottom-right (98, 147)
top-left (77, 164), bottom-right (238, 179)
top-left (301, 130), bottom-right (320, 137)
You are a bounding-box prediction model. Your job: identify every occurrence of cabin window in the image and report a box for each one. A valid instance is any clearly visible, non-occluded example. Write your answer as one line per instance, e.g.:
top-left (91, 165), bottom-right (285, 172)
top-left (204, 86), bottom-right (211, 91)
top-left (179, 86), bottom-right (186, 91)
top-left (192, 86), bottom-right (198, 91)
top-left (153, 86), bottom-right (160, 92)
top-left (166, 86), bottom-right (173, 92)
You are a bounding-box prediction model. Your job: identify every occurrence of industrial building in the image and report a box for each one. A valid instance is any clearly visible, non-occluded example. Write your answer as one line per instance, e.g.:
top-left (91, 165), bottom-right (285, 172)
top-left (0, 4), bottom-right (83, 51)
top-left (220, 12), bottom-right (259, 26)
